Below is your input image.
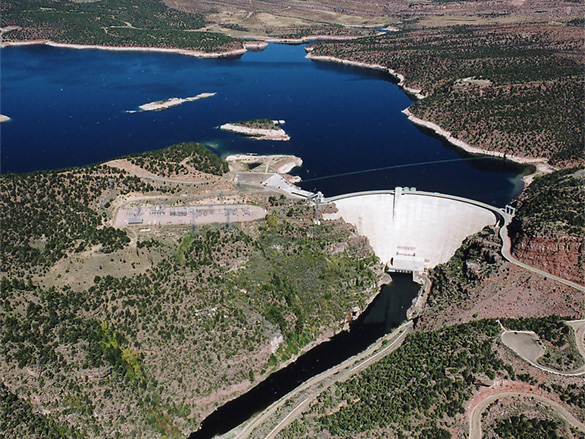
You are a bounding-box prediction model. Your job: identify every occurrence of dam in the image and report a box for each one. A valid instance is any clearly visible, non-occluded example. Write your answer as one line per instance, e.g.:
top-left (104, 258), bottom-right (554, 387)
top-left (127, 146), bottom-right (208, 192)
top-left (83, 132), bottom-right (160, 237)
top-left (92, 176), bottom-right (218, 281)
top-left (323, 187), bottom-right (507, 273)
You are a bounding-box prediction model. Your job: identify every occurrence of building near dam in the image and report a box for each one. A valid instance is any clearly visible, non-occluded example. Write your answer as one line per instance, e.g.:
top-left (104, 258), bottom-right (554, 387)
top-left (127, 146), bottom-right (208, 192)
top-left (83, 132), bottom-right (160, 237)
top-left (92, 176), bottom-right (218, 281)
top-left (323, 187), bottom-right (503, 273)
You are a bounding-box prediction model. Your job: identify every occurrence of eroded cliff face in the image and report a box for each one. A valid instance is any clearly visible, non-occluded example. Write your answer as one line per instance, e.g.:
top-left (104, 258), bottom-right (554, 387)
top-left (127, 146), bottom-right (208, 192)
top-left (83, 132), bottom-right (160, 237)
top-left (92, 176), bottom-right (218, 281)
top-left (507, 167), bottom-right (584, 286)
top-left (510, 230), bottom-right (584, 286)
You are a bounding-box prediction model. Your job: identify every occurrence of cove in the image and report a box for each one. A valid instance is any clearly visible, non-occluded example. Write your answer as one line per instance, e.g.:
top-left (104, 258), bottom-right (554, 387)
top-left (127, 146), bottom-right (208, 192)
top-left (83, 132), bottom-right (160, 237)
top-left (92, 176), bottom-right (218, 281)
top-left (190, 274), bottom-right (421, 439)
top-left (1, 43), bottom-right (527, 206)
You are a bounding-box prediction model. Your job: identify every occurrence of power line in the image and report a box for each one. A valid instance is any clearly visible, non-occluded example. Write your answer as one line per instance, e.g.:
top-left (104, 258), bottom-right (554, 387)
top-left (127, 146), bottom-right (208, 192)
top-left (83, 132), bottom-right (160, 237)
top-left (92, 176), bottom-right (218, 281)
top-left (301, 157), bottom-right (489, 183)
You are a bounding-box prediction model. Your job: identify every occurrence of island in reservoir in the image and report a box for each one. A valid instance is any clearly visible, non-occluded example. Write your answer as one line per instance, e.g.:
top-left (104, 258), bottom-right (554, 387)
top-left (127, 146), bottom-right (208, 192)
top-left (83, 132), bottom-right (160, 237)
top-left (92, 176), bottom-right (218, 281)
top-left (220, 119), bottom-right (290, 141)
top-left (137, 92), bottom-right (216, 112)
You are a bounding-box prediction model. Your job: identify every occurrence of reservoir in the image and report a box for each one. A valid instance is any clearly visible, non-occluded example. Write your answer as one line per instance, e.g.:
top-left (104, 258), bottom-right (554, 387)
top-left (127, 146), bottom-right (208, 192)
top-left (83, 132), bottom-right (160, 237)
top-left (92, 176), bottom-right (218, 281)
top-left (1, 43), bottom-right (527, 206)
top-left (190, 274), bottom-right (421, 439)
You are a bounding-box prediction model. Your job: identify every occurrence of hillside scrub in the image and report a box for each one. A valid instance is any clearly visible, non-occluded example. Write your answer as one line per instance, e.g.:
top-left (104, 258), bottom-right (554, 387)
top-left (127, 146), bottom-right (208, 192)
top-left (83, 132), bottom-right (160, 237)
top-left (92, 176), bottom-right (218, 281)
top-left (508, 168), bottom-right (584, 285)
top-left (310, 24), bottom-right (584, 165)
top-left (1, 0), bottom-right (240, 53)
top-left (280, 317), bottom-right (585, 438)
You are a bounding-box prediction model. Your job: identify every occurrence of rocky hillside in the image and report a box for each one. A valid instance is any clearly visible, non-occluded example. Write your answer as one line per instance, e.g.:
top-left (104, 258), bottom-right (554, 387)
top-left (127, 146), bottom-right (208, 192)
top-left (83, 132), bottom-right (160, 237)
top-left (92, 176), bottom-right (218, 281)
top-left (509, 168), bottom-right (584, 286)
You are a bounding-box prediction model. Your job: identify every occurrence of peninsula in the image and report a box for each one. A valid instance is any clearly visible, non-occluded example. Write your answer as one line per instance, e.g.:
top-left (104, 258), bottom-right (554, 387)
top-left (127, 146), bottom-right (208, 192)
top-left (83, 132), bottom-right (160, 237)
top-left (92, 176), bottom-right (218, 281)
top-left (220, 119), bottom-right (290, 141)
top-left (138, 92), bottom-right (216, 112)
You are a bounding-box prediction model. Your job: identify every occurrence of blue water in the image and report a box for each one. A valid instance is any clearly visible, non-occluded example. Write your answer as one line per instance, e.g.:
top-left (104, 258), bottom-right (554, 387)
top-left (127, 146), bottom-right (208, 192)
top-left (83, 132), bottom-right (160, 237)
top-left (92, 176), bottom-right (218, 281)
top-left (1, 43), bottom-right (526, 205)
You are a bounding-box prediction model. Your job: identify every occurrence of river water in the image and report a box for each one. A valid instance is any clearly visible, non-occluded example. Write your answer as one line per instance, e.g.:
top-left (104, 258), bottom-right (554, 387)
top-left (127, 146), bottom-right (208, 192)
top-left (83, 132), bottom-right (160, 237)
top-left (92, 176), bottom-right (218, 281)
top-left (190, 274), bottom-right (420, 439)
top-left (1, 43), bottom-right (527, 206)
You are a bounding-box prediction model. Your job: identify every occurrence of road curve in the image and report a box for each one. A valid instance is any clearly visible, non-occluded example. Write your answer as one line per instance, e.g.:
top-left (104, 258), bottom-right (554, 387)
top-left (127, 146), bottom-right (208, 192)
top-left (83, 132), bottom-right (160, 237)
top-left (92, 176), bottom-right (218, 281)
top-left (500, 328), bottom-right (585, 377)
top-left (469, 392), bottom-right (585, 439)
top-left (232, 321), bottom-right (413, 439)
top-left (499, 223), bottom-right (585, 292)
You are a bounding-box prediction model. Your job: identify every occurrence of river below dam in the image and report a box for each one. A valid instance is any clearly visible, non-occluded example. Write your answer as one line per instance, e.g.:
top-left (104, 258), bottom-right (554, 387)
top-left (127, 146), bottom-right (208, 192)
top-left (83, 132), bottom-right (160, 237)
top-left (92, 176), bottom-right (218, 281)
top-left (190, 274), bottom-right (421, 439)
top-left (1, 43), bottom-right (528, 206)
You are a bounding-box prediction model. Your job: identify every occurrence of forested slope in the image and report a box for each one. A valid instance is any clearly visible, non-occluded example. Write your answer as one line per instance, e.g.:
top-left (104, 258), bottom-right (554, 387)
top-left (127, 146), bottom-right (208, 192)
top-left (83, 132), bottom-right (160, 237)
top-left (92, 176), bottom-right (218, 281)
top-left (310, 24), bottom-right (584, 165)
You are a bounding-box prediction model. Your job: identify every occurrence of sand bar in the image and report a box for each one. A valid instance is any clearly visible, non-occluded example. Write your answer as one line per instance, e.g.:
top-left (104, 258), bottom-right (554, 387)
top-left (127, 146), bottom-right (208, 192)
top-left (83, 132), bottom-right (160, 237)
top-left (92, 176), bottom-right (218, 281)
top-left (138, 93), bottom-right (216, 111)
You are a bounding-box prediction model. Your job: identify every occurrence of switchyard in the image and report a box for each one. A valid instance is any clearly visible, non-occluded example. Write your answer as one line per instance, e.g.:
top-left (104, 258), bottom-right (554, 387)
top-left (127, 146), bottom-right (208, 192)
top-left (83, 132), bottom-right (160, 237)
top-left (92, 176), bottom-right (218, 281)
top-left (114, 203), bottom-right (266, 228)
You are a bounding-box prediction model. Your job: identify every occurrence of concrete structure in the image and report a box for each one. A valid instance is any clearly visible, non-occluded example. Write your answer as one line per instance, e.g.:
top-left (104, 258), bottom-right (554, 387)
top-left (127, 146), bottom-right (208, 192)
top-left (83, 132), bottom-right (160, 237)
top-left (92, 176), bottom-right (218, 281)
top-left (323, 188), bottom-right (502, 272)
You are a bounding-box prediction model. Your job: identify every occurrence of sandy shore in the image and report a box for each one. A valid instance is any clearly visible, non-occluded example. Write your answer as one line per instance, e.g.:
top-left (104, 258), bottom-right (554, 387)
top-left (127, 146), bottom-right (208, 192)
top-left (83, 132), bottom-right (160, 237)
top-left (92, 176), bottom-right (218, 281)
top-left (305, 52), bottom-right (426, 99)
top-left (0, 40), bottom-right (247, 58)
top-left (402, 108), bottom-right (555, 184)
top-left (138, 92), bottom-right (216, 111)
top-left (0, 115), bottom-right (11, 123)
top-left (220, 123), bottom-right (290, 141)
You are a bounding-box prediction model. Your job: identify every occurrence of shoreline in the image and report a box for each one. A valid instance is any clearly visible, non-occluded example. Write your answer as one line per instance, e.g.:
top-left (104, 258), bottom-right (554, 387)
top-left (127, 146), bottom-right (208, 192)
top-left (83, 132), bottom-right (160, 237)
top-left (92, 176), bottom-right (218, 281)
top-left (4, 38), bottom-right (553, 185)
top-left (138, 92), bottom-right (216, 111)
top-left (220, 123), bottom-right (290, 141)
top-left (0, 40), bottom-right (247, 59)
top-left (305, 52), bottom-right (555, 186)
top-left (402, 109), bottom-right (555, 185)
top-left (305, 52), bottom-right (426, 99)
top-left (0, 115), bottom-right (11, 123)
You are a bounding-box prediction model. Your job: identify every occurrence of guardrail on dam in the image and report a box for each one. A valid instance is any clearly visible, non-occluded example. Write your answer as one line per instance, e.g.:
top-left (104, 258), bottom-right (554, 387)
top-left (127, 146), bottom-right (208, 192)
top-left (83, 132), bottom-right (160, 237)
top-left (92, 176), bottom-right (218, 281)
top-left (323, 187), bottom-right (510, 273)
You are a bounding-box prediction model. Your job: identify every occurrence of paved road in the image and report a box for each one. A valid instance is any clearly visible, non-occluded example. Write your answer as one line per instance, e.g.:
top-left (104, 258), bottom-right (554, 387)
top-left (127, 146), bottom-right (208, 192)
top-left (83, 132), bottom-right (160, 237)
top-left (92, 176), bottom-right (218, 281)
top-left (469, 392), bottom-right (585, 439)
top-left (232, 321), bottom-right (413, 439)
top-left (499, 223), bottom-right (585, 292)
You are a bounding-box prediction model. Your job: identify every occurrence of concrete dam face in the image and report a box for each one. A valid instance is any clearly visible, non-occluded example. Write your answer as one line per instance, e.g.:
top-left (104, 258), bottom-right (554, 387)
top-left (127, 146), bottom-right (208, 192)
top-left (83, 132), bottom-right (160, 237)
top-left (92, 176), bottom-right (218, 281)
top-left (323, 189), bottom-right (500, 272)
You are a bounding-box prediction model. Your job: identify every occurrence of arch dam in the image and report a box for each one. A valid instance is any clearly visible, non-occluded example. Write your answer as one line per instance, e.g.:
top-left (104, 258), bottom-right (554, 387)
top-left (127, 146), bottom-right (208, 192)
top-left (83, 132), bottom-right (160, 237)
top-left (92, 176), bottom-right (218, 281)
top-left (323, 187), bottom-right (510, 274)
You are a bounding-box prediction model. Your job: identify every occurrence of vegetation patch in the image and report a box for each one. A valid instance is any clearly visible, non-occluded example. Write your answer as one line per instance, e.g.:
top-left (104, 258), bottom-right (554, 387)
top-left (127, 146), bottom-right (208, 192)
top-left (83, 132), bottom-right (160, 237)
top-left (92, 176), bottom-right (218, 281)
top-left (510, 168), bottom-right (584, 237)
top-left (311, 25), bottom-right (584, 164)
top-left (126, 143), bottom-right (229, 177)
top-left (2, 0), bottom-right (240, 52)
top-left (494, 415), bottom-right (562, 439)
top-left (280, 317), bottom-right (584, 438)
top-left (426, 226), bottom-right (502, 312)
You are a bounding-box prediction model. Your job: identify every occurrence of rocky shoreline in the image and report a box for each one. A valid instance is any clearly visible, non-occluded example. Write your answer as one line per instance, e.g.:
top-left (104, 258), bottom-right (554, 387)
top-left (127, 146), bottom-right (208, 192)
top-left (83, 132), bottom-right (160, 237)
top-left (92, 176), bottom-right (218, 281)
top-left (401, 109), bottom-right (555, 185)
top-left (138, 93), bottom-right (216, 112)
top-left (0, 40), bottom-right (247, 58)
top-left (305, 51), bottom-right (555, 186)
top-left (305, 51), bottom-right (425, 99)
top-left (220, 122), bottom-right (290, 141)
